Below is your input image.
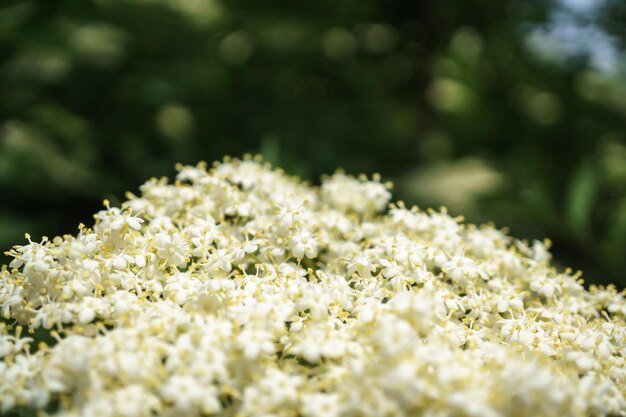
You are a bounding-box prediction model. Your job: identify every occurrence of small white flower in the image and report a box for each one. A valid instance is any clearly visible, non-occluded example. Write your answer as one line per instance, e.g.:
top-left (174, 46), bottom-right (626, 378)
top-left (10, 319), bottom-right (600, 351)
top-left (0, 157), bottom-right (624, 417)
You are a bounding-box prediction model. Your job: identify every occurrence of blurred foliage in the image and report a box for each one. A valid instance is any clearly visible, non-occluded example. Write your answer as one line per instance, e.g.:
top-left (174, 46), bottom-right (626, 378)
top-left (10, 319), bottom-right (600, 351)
top-left (0, 0), bottom-right (625, 287)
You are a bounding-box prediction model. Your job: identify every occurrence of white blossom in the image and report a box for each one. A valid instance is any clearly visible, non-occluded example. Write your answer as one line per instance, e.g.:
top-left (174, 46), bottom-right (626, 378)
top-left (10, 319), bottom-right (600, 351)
top-left (0, 156), bottom-right (624, 417)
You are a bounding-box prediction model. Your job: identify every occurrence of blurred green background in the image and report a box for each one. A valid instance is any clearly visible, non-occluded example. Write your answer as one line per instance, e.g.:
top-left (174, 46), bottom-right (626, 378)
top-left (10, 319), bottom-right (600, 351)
top-left (0, 0), bottom-right (625, 287)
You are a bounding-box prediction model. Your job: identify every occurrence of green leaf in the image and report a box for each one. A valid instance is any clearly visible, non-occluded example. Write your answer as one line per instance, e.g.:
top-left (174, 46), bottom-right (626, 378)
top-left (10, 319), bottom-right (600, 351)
top-left (608, 198), bottom-right (626, 245)
top-left (565, 160), bottom-right (597, 238)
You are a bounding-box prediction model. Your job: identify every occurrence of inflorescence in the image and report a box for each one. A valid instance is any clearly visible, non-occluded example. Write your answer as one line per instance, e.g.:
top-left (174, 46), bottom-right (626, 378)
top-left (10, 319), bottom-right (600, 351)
top-left (1, 156), bottom-right (625, 417)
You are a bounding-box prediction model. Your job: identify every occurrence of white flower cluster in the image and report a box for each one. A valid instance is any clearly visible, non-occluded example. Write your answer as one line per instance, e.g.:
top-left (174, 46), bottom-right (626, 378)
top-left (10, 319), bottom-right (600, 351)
top-left (1, 156), bottom-right (625, 417)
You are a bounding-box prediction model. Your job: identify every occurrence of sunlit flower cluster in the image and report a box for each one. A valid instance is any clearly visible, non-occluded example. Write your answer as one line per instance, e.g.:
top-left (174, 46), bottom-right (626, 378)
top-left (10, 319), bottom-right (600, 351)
top-left (1, 156), bottom-right (625, 417)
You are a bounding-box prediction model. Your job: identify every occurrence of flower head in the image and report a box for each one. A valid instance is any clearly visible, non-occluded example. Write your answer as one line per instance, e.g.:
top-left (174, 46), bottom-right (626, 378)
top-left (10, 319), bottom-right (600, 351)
top-left (0, 157), bottom-right (625, 417)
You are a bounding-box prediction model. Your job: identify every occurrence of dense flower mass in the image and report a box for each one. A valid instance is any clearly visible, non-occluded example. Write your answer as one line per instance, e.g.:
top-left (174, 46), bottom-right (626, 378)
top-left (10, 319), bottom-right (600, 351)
top-left (1, 156), bottom-right (625, 417)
